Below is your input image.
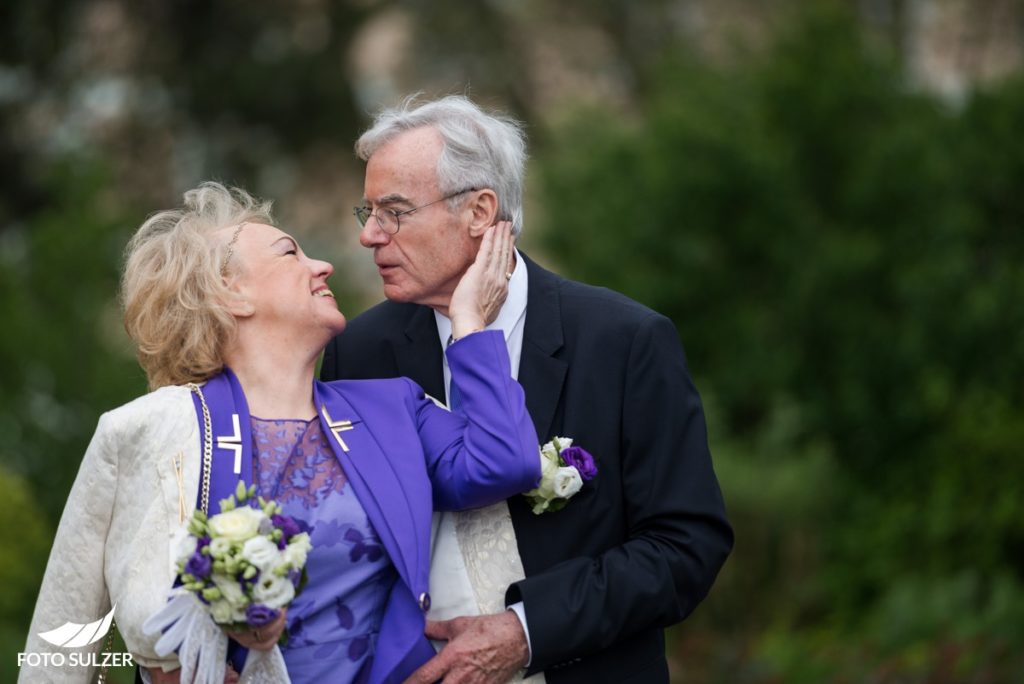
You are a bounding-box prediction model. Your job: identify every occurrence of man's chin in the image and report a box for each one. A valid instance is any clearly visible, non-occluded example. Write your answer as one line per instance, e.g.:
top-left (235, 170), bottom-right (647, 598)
top-left (382, 283), bottom-right (415, 303)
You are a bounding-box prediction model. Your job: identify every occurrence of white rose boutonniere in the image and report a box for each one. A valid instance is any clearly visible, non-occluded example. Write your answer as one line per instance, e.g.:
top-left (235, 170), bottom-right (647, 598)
top-left (524, 436), bottom-right (598, 514)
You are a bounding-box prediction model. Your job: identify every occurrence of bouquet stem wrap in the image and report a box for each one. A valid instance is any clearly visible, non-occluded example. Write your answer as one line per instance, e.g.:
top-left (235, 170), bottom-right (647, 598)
top-left (143, 589), bottom-right (290, 684)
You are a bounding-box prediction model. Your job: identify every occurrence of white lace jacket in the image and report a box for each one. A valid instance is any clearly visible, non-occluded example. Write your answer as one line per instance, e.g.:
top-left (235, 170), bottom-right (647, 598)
top-left (21, 386), bottom-right (202, 682)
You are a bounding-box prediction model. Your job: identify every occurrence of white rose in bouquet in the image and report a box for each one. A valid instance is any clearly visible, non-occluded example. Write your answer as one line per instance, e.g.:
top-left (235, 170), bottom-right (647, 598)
top-left (282, 532), bottom-right (312, 568)
top-left (212, 572), bottom-right (248, 610)
top-left (208, 506), bottom-right (263, 543)
top-left (209, 599), bottom-right (234, 624)
top-left (208, 536), bottom-right (234, 558)
top-left (253, 571), bottom-right (296, 608)
top-left (241, 536), bottom-right (280, 571)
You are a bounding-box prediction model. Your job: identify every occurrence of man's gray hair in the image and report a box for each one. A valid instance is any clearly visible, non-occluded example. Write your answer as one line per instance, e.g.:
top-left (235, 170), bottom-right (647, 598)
top-left (356, 95), bottom-right (528, 236)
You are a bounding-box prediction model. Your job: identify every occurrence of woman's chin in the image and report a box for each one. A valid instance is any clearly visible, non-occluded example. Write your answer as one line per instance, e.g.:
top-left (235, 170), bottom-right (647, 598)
top-left (328, 314), bottom-right (347, 336)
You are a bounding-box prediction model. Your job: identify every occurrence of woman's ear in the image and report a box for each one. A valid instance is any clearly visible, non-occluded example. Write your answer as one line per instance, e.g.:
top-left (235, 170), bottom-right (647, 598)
top-left (466, 189), bottom-right (499, 238)
top-left (222, 277), bottom-right (256, 318)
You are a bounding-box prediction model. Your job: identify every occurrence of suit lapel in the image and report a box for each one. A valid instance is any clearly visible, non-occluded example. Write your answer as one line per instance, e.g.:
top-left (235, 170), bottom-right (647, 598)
top-left (518, 253), bottom-right (568, 442)
top-left (395, 306), bottom-right (445, 400)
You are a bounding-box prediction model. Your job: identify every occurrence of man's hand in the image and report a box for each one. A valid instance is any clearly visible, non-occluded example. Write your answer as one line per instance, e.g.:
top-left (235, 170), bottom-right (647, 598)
top-left (404, 611), bottom-right (529, 684)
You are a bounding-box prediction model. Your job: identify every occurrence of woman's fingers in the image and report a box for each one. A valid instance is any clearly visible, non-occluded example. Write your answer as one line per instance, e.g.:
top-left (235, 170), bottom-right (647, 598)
top-left (225, 609), bottom-right (287, 651)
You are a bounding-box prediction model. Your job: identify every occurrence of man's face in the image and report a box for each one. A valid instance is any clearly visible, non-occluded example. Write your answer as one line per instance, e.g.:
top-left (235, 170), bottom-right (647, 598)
top-left (359, 127), bottom-right (479, 312)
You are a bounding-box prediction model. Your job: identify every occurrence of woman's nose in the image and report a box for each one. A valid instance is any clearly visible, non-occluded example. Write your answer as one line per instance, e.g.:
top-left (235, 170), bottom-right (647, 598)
top-left (310, 257), bottom-right (333, 278)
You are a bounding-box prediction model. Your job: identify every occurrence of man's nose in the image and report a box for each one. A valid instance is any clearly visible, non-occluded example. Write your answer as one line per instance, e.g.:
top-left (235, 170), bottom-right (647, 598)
top-left (359, 218), bottom-right (391, 248)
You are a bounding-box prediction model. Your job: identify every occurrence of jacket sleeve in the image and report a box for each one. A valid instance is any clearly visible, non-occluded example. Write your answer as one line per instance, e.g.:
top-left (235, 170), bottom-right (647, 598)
top-left (507, 313), bottom-right (734, 672)
top-left (19, 413), bottom-right (119, 684)
top-left (412, 330), bottom-right (541, 511)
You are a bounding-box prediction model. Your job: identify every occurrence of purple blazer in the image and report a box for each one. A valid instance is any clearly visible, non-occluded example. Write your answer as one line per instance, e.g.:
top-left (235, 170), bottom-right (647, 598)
top-left (199, 330), bottom-right (539, 683)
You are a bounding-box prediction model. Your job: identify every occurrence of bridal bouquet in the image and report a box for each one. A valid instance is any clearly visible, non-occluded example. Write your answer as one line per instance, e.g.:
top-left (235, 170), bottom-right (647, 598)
top-left (523, 437), bottom-right (597, 514)
top-left (174, 481), bottom-right (311, 631)
top-left (145, 482), bottom-right (308, 683)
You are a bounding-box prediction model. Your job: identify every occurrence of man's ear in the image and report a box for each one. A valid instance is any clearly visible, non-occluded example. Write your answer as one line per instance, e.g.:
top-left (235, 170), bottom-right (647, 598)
top-left (466, 189), bottom-right (499, 238)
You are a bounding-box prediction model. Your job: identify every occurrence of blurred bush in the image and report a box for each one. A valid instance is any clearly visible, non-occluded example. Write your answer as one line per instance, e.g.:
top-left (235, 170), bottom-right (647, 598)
top-left (0, 467), bottom-right (52, 683)
top-left (537, 4), bottom-right (1024, 682)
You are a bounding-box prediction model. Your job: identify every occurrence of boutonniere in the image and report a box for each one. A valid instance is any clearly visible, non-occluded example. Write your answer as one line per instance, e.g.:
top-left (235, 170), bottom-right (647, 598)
top-left (524, 437), bottom-right (597, 514)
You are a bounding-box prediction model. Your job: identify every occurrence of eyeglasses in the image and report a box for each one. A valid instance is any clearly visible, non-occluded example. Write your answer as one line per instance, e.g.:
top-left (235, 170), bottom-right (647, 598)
top-left (353, 188), bottom-right (478, 235)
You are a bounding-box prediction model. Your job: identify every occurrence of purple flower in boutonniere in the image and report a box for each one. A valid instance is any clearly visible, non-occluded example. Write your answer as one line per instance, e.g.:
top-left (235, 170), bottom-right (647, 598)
top-left (560, 446), bottom-right (597, 481)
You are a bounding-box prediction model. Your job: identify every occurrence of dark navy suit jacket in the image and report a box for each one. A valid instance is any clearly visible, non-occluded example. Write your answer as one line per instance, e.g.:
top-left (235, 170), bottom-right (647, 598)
top-left (322, 253), bottom-right (733, 683)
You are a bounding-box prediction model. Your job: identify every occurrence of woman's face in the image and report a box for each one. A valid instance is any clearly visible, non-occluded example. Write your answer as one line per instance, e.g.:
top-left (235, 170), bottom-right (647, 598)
top-left (224, 222), bottom-right (346, 342)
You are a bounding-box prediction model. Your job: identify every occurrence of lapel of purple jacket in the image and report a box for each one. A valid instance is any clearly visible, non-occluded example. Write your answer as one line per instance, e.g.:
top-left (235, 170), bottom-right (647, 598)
top-left (312, 379), bottom-right (435, 683)
top-left (311, 379), bottom-right (426, 590)
top-left (191, 368), bottom-right (255, 514)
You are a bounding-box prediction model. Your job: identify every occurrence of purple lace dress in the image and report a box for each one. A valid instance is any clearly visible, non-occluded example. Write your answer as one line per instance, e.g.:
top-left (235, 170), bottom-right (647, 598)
top-left (251, 417), bottom-right (397, 684)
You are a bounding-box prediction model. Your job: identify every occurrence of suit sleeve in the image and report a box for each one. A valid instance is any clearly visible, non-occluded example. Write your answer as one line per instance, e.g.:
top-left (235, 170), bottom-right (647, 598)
top-left (412, 330), bottom-right (541, 511)
top-left (20, 414), bottom-right (119, 684)
top-left (507, 313), bottom-right (734, 672)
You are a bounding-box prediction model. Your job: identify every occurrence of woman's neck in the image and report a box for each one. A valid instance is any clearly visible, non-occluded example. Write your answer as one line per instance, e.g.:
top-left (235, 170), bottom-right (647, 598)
top-left (223, 338), bottom-right (320, 420)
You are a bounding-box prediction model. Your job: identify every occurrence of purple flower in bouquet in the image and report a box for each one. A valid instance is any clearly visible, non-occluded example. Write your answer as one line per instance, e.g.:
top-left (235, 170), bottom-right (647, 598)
top-left (185, 549), bottom-right (212, 579)
top-left (245, 603), bottom-right (280, 628)
top-left (272, 513), bottom-right (302, 541)
top-left (560, 446), bottom-right (597, 480)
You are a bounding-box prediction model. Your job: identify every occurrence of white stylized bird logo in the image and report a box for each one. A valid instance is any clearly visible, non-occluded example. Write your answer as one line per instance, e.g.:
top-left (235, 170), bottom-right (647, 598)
top-left (37, 605), bottom-right (116, 648)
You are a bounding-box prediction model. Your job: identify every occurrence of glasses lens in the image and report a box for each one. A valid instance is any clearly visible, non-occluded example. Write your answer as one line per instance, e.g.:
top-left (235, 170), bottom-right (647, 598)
top-left (354, 206), bottom-right (370, 227)
top-left (378, 210), bottom-right (399, 235)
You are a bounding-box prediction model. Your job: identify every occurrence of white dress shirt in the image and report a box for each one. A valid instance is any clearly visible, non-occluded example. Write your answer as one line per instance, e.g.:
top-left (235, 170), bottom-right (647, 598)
top-left (431, 249), bottom-right (536, 664)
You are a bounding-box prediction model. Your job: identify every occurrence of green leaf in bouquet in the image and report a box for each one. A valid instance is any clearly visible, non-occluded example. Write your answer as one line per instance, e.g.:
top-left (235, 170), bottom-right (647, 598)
top-left (187, 517), bottom-right (208, 537)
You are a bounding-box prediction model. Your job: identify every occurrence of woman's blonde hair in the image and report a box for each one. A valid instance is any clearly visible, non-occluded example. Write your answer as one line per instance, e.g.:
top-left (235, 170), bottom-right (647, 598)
top-left (121, 182), bottom-right (274, 390)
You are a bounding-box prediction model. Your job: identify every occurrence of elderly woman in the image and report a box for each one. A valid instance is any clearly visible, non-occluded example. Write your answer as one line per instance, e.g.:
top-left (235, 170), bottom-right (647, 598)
top-left (21, 183), bottom-right (539, 684)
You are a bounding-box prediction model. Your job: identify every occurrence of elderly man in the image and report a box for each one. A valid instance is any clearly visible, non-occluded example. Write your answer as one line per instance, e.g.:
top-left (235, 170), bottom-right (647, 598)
top-left (321, 96), bottom-right (733, 684)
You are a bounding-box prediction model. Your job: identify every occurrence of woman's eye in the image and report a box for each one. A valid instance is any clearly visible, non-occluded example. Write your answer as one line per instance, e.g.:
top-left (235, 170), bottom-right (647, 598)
top-left (285, 249), bottom-right (297, 256)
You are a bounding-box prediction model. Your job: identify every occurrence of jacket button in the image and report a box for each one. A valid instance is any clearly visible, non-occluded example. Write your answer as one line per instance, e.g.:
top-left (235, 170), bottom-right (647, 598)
top-left (418, 592), bottom-right (431, 612)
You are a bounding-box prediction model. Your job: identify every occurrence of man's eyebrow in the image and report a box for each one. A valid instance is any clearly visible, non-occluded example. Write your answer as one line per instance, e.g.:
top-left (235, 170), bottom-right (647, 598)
top-left (375, 193), bottom-right (411, 206)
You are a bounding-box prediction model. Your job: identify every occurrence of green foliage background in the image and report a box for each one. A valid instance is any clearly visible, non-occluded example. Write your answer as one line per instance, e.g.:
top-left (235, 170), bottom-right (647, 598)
top-left (1, 1), bottom-right (1022, 682)
top-left (539, 6), bottom-right (1024, 681)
